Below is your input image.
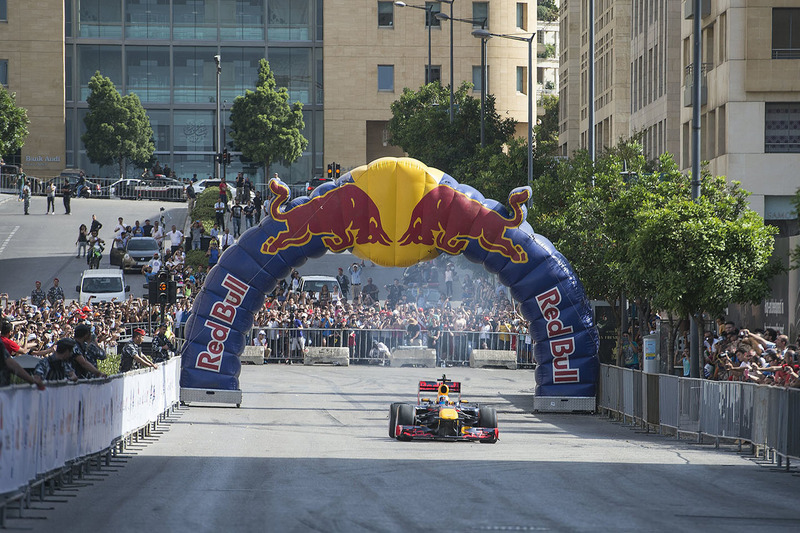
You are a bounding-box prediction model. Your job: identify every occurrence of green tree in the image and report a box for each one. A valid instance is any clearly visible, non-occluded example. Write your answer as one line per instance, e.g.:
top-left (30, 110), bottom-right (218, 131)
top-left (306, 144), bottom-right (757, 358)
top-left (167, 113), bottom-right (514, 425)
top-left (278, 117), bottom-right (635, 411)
top-left (387, 82), bottom-right (517, 178)
top-left (229, 59), bottom-right (307, 178)
top-left (535, 94), bottom-right (559, 157)
top-left (530, 147), bottom-right (779, 367)
top-left (0, 85), bottom-right (30, 159)
top-left (537, 0), bottom-right (559, 22)
top-left (82, 72), bottom-right (154, 178)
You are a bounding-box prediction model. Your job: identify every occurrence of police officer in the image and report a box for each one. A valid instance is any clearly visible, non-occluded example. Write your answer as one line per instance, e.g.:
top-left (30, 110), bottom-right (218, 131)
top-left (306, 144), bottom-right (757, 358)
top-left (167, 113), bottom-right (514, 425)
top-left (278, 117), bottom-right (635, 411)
top-left (72, 323), bottom-right (107, 379)
top-left (120, 328), bottom-right (157, 372)
top-left (32, 338), bottom-right (79, 384)
top-left (151, 323), bottom-right (175, 363)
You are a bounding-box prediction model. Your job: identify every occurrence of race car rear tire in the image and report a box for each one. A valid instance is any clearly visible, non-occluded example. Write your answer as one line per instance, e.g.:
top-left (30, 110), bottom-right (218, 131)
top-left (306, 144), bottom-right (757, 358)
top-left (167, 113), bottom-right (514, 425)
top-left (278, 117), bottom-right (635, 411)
top-left (389, 402), bottom-right (401, 438)
top-left (479, 407), bottom-right (497, 428)
top-left (396, 403), bottom-right (415, 441)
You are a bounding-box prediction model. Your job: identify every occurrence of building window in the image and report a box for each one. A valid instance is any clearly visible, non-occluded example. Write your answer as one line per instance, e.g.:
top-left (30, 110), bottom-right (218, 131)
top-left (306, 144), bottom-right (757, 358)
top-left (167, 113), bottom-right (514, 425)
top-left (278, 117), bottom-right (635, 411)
top-left (425, 65), bottom-right (441, 84)
top-left (471, 65), bottom-right (488, 92)
top-left (0, 0), bottom-right (6, 21)
top-left (472, 2), bottom-right (488, 28)
top-left (378, 64), bottom-right (394, 91)
top-left (765, 103), bottom-right (800, 153)
top-left (516, 3), bottom-right (527, 31)
top-left (772, 8), bottom-right (800, 59)
top-left (516, 66), bottom-right (527, 94)
top-left (0, 60), bottom-right (7, 86)
top-left (425, 2), bottom-right (441, 27)
top-left (378, 1), bottom-right (393, 27)
top-left (77, 0), bottom-right (122, 38)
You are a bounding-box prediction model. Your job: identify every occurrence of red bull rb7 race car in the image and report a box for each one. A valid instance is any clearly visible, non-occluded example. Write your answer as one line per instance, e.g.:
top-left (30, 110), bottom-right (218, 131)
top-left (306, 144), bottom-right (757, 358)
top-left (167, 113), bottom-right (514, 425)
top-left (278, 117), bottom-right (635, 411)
top-left (389, 375), bottom-right (498, 443)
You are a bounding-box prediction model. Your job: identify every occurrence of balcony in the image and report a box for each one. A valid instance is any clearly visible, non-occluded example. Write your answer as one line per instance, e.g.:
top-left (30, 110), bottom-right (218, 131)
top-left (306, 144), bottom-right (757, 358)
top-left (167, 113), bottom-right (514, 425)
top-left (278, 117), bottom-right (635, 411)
top-left (684, 0), bottom-right (711, 19)
top-left (683, 63), bottom-right (711, 107)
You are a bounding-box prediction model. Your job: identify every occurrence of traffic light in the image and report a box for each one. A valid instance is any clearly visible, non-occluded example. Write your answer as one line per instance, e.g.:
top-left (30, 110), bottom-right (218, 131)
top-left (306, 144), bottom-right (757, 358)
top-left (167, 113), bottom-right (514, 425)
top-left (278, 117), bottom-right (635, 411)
top-left (222, 148), bottom-right (231, 165)
top-left (216, 152), bottom-right (223, 164)
top-left (157, 271), bottom-right (170, 304)
top-left (334, 163), bottom-right (341, 179)
top-left (327, 164), bottom-right (332, 179)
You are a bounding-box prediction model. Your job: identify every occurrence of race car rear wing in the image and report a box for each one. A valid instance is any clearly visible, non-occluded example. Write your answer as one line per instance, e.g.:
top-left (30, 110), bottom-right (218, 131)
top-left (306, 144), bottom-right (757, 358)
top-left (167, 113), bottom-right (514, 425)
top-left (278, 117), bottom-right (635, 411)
top-left (418, 375), bottom-right (461, 402)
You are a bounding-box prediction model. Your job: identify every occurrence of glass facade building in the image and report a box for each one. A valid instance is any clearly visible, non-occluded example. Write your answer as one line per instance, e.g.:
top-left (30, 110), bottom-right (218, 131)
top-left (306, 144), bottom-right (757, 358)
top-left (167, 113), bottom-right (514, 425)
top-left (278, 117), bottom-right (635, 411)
top-left (64, 0), bottom-right (324, 186)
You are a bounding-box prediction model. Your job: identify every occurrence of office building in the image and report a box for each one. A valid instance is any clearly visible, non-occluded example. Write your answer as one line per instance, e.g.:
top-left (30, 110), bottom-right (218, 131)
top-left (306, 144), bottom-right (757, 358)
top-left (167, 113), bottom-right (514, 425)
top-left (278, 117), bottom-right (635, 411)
top-left (0, 0), bottom-right (535, 188)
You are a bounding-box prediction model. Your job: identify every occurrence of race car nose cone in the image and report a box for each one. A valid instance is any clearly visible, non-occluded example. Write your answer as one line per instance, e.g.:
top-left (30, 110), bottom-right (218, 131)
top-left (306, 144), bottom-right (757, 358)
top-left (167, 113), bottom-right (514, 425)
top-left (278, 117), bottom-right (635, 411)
top-left (440, 407), bottom-right (458, 420)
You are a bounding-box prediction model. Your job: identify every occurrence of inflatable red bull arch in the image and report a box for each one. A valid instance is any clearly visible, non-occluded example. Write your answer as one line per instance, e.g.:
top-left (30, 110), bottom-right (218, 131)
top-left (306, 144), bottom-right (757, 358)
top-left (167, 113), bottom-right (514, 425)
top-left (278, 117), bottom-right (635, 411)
top-left (180, 158), bottom-right (599, 400)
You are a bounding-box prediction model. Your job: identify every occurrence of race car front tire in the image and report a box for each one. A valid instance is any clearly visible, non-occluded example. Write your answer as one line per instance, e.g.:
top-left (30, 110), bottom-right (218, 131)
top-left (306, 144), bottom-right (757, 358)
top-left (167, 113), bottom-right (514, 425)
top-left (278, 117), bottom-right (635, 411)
top-left (396, 403), bottom-right (415, 441)
top-left (389, 402), bottom-right (401, 438)
top-left (479, 407), bottom-right (498, 429)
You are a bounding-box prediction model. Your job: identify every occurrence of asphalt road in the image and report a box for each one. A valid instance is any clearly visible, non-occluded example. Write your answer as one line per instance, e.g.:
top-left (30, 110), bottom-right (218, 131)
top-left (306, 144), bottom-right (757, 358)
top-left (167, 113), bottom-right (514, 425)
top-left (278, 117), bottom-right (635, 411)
top-left (14, 366), bottom-right (800, 533)
top-left (0, 192), bottom-right (408, 301)
top-left (0, 193), bottom-right (186, 300)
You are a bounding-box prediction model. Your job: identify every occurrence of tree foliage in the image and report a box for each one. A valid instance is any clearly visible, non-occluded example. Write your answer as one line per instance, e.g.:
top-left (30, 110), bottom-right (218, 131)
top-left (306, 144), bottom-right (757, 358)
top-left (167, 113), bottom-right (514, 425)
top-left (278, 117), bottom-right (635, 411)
top-left (229, 59), bottom-right (307, 176)
top-left (82, 73), bottom-right (153, 177)
top-left (82, 72), bottom-right (154, 179)
top-left (537, 0), bottom-right (559, 22)
top-left (0, 85), bottom-right (30, 157)
top-left (530, 145), bottom-right (779, 361)
top-left (388, 82), bottom-right (533, 200)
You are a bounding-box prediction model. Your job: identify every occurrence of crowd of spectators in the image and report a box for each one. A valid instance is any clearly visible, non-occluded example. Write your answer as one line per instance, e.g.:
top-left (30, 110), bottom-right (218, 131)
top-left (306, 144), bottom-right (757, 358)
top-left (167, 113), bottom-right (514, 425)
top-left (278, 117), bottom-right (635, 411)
top-left (695, 321), bottom-right (800, 387)
top-left (3, 252), bottom-right (800, 390)
top-left (250, 264), bottom-right (533, 366)
top-left (0, 288), bottom-right (183, 389)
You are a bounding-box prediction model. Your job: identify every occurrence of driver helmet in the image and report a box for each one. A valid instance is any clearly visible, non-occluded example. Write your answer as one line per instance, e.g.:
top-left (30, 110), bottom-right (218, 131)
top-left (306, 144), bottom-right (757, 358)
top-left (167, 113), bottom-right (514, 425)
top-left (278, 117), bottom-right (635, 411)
top-left (438, 395), bottom-right (450, 405)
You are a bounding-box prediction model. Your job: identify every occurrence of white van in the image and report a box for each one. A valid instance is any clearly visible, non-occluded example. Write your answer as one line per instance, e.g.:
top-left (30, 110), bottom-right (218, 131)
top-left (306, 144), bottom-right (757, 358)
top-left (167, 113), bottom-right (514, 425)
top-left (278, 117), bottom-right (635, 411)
top-left (76, 269), bottom-right (130, 304)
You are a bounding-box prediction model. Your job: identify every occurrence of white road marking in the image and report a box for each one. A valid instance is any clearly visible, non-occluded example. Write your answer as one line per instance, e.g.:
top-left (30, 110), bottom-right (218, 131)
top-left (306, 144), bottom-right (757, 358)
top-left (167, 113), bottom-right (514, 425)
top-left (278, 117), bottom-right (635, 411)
top-left (0, 225), bottom-right (20, 255)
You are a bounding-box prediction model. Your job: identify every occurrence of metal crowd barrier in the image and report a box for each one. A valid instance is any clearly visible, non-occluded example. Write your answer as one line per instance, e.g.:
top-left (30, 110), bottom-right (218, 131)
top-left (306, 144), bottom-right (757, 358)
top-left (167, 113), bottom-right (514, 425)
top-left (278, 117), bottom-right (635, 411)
top-left (597, 364), bottom-right (800, 468)
top-left (247, 326), bottom-right (536, 367)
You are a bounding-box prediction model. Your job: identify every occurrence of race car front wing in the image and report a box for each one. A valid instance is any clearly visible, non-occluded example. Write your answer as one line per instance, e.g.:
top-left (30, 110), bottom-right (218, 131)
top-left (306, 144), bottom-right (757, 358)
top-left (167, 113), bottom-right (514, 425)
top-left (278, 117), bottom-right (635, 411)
top-left (395, 425), bottom-right (498, 442)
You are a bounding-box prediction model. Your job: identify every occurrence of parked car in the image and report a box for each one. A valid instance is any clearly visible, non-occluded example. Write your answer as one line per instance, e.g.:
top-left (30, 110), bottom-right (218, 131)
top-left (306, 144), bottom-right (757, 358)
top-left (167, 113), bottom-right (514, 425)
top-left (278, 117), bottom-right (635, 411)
top-left (104, 178), bottom-right (140, 199)
top-left (306, 177), bottom-right (334, 194)
top-left (110, 237), bottom-right (160, 271)
top-left (192, 178), bottom-right (237, 200)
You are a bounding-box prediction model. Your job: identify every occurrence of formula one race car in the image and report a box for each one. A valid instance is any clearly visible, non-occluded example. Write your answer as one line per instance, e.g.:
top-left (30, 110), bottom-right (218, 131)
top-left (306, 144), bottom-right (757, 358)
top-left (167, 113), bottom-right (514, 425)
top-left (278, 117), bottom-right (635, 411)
top-left (389, 375), bottom-right (498, 443)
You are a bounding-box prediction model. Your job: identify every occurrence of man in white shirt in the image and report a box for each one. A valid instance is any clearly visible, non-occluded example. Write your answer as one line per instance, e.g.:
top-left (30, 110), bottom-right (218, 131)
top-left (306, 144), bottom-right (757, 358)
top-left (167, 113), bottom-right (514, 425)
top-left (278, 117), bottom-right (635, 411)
top-left (253, 330), bottom-right (270, 362)
top-left (220, 228), bottom-right (235, 250)
top-left (148, 253), bottom-right (162, 272)
top-left (152, 221), bottom-right (164, 249)
top-left (167, 225), bottom-right (184, 254)
top-left (348, 262), bottom-right (364, 302)
top-left (214, 199), bottom-right (227, 231)
top-left (113, 217), bottom-right (125, 235)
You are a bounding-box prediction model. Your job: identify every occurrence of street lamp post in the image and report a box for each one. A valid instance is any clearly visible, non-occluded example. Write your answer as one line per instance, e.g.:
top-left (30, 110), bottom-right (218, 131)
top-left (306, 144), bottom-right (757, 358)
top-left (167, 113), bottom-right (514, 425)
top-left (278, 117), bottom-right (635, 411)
top-left (437, 1), bottom-right (456, 123)
top-left (214, 54), bottom-right (221, 181)
top-left (472, 29), bottom-right (535, 197)
top-left (438, 14), bottom-right (487, 142)
top-left (395, 1), bottom-right (433, 84)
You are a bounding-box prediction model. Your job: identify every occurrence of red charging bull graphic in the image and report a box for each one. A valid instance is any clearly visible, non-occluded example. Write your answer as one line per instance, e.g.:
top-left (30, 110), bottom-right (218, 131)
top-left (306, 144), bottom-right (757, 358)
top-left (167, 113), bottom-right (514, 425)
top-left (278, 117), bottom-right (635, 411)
top-left (181, 157), bottom-right (599, 400)
top-left (263, 180), bottom-right (392, 254)
top-left (399, 185), bottom-right (530, 263)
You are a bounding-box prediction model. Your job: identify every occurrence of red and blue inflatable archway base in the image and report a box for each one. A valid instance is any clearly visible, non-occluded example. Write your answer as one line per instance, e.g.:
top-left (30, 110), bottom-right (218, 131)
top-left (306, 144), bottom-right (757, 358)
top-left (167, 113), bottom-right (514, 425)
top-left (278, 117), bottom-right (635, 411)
top-left (180, 158), bottom-right (599, 397)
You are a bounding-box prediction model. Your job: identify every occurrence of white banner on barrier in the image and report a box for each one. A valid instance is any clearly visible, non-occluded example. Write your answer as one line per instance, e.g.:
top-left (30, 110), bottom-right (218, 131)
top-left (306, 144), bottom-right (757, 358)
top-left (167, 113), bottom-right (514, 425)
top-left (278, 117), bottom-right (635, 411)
top-left (0, 358), bottom-right (179, 495)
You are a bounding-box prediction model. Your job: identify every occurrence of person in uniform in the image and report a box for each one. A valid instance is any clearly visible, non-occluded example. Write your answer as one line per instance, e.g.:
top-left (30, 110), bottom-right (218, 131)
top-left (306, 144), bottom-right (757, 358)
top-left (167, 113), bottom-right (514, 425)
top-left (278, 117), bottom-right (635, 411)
top-left (120, 328), bottom-right (157, 372)
top-left (151, 323), bottom-right (175, 363)
top-left (72, 323), bottom-right (107, 379)
top-left (32, 339), bottom-right (79, 384)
